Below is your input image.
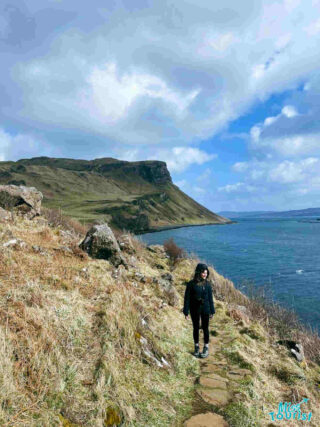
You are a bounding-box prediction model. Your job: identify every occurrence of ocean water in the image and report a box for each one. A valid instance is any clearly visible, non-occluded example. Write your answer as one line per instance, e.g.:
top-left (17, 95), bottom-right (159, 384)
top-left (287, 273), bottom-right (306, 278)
top-left (138, 218), bottom-right (320, 334)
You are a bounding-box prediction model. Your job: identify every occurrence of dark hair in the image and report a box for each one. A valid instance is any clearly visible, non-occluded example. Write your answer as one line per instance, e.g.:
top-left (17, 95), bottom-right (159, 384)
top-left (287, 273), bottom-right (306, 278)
top-left (193, 263), bottom-right (210, 282)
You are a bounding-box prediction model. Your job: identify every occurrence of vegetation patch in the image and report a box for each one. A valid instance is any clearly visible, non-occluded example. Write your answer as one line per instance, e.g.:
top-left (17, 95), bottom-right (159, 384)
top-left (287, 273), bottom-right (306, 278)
top-left (239, 327), bottom-right (264, 341)
top-left (268, 365), bottom-right (305, 385)
top-left (223, 350), bottom-right (255, 372)
top-left (222, 401), bottom-right (260, 427)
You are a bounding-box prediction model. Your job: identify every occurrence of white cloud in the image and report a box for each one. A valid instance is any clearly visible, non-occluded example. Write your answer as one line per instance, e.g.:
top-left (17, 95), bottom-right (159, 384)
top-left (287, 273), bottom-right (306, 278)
top-left (112, 145), bottom-right (216, 173)
top-left (149, 147), bottom-right (216, 173)
top-left (218, 182), bottom-right (257, 193)
top-left (281, 105), bottom-right (298, 118)
top-left (268, 157), bottom-right (319, 183)
top-left (196, 167), bottom-right (212, 183)
top-left (82, 63), bottom-right (200, 124)
top-left (3, 0), bottom-right (320, 149)
top-left (232, 162), bottom-right (249, 172)
top-left (0, 128), bottom-right (51, 161)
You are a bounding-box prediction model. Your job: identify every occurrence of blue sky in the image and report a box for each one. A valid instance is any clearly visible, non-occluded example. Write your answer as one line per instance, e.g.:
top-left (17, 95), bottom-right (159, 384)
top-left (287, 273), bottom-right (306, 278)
top-left (1, 0), bottom-right (320, 212)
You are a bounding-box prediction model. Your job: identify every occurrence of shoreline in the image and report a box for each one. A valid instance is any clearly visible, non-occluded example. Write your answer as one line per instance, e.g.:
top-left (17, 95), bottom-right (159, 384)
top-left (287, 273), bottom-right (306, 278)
top-left (136, 220), bottom-right (236, 235)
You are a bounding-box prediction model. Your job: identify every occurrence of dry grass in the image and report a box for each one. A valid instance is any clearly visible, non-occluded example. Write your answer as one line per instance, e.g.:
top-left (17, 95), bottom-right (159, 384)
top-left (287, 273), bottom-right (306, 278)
top-left (41, 207), bottom-right (88, 236)
top-left (0, 217), bottom-right (200, 426)
top-left (0, 215), bottom-right (319, 426)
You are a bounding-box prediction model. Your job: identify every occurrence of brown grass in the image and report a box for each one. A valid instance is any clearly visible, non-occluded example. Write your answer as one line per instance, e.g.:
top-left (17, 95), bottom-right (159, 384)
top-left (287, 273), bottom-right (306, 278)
top-left (163, 238), bottom-right (186, 265)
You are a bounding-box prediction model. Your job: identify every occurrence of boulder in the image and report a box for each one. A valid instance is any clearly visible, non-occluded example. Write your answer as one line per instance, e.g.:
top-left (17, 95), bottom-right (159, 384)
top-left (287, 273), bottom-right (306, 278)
top-left (0, 185), bottom-right (43, 219)
top-left (79, 224), bottom-right (126, 267)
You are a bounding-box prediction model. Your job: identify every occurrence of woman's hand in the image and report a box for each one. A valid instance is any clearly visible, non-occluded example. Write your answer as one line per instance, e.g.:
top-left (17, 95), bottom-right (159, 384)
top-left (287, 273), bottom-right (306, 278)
top-left (209, 314), bottom-right (213, 319)
top-left (185, 314), bottom-right (189, 320)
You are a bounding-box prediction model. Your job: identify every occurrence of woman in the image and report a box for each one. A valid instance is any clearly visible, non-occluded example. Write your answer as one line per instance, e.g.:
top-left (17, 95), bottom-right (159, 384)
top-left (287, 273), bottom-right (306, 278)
top-left (183, 263), bottom-right (215, 358)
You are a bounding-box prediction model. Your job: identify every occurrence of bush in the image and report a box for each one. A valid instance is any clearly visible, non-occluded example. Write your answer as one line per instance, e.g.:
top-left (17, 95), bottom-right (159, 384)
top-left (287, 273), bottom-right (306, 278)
top-left (163, 238), bottom-right (186, 264)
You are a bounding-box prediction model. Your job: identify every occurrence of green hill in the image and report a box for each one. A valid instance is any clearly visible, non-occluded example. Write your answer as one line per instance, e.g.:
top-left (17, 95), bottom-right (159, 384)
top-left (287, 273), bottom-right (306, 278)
top-left (0, 157), bottom-right (230, 233)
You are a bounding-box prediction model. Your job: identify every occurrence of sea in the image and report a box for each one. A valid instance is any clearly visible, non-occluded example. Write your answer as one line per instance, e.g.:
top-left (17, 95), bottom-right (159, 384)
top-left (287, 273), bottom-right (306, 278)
top-left (138, 217), bottom-right (320, 334)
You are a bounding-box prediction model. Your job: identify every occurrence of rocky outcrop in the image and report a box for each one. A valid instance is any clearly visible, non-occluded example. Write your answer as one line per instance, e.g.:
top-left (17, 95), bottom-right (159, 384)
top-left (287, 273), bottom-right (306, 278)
top-left (277, 340), bottom-right (305, 362)
top-left (112, 212), bottom-right (150, 233)
top-left (0, 185), bottom-right (42, 219)
top-left (153, 273), bottom-right (180, 307)
top-left (79, 223), bottom-right (126, 267)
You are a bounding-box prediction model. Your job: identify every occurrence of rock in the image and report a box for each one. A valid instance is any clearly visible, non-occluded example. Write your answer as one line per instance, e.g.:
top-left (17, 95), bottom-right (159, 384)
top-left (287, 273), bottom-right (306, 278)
top-left (291, 344), bottom-right (305, 362)
top-left (0, 185), bottom-right (43, 219)
top-left (155, 277), bottom-right (179, 307)
top-left (201, 372), bottom-right (229, 383)
top-left (196, 388), bottom-right (232, 407)
top-left (0, 207), bottom-right (11, 221)
top-left (134, 272), bottom-right (146, 282)
top-left (54, 245), bottom-right (73, 255)
top-left (147, 244), bottom-right (166, 256)
top-left (199, 376), bottom-right (228, 389)
top-left (3, 238), bottom-right (27, 249)
top-left (277, 340), bottom-right (305, 362)
top-left (184, 412), bottom-right (229, 427)
top-left (79, 224), bottom-right (126, 267)
top-left (227, 304), bottom-right (250, 325)
top-left (32, 245), bottom-right (49, 256)
top-left (227, 368), bottom-right (252, 379)
top-left (161, 272), bottom-right (173, 282)
top-left (117, 234), bottom-right (136, 254)
top-left (126, 254), bottom-right (138, 267)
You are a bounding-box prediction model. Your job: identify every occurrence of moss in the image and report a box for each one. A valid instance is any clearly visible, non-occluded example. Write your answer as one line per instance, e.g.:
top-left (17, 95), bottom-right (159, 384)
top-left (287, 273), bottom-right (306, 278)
top-left (269, 365), bottom-right (305, 385)
top-left (104, 406), bottom-right (122, 426)
top-left (58, 414), bottom-right (79, 427)
top-left (222, 401), bottom-right (260, 427)
top-left (223, 350), bottom-right (255, 372)
top-left (239, 327), bottom-right (265, 342)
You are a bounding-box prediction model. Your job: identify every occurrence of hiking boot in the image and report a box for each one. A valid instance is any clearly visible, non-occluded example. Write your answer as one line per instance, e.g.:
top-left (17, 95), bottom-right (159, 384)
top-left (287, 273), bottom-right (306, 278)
top-left (193, 344), bottom-right (200, 357)
top-left (200, 345), bottom-right (209, 358)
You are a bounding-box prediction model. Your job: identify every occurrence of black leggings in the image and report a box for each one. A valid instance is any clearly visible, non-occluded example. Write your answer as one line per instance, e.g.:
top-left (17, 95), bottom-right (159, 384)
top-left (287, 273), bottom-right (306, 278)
top-left (190, 311), bottom-right (210, 344)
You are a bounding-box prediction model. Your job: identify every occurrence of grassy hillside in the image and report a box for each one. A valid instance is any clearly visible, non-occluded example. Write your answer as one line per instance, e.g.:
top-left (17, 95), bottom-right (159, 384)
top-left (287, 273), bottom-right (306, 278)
top-left (0, 213), bottom-right (319, 426)
top-left (0, 157), bottom-right (230, 233)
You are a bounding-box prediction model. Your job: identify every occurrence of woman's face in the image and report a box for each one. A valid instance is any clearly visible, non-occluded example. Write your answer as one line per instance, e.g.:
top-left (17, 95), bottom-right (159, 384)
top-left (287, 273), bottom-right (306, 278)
top-left (200, 269), bottom-right (208, 279)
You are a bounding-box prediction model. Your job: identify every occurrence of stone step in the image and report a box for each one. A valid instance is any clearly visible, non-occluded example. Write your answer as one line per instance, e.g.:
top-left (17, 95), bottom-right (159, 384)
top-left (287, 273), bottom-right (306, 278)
top-left (196, 387), bottom-right (233, 407)
top-left (199, 376), bottom-right (228, 389)
top-left (183, 412), bottom-right (229, 427)
top-left (199, 372), bottom-right (230, 383)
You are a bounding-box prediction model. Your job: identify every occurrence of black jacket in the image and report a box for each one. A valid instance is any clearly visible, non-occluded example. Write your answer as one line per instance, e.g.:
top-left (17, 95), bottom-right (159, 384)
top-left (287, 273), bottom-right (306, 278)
top-left (183, 279), bottom-right (215, 316)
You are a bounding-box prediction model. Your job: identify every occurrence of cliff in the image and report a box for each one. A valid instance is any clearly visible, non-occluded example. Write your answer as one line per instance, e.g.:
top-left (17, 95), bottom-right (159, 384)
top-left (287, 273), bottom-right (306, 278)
top-left (0, 212), bottom-right (319, 426)
top-left (0, 157), bottom-right (231, 233)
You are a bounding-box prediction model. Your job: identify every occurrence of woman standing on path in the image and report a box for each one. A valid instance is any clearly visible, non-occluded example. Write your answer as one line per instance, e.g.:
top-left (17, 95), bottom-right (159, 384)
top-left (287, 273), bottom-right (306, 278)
top-left (183, 263), bottom-right (215, 358)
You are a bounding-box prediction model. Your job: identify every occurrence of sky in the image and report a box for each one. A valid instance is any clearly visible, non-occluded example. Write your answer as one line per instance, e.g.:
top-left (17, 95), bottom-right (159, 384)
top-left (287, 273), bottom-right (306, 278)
top-left (1, 0), bottom-right (320, 212)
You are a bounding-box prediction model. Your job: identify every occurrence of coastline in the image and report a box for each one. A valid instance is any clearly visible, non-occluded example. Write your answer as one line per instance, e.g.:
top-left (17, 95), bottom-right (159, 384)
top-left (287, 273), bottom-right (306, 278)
top-left (136, 220), bottom-right (236, 235)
